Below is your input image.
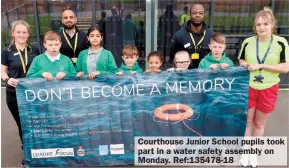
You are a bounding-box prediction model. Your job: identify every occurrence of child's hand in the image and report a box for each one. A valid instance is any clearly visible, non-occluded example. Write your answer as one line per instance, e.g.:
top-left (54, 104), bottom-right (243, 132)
top-left (146, 68), bottom-right (160, 74)
top-left (167, 67), bottom-right (175, 72)
top-left (175, 68), bottom-right (186, 72)
top-left (76, 72), bottom-right (84, 78)
top-left (145, 68), bottom-right (153, 74)
top-left (116, 71), bottom-right (124, 76)
top-left (42, 72), bottom-right (53, 81)
top-left (56, 72), bottom-right (66, 80)
top-left (240, 62), bottom-right (249, 69)
top-left (88, 71), bottom-right (100, 80)
top-left (247, 64), bottom-right (263, 72)
top-left (220, 63), bottom-right (229, 69)
top-left (209, 64), bottom-right (219, 70)
top-left (130, 70), bottom-right (136, 75)
top-left (152, 68), bottom-right (161, 74)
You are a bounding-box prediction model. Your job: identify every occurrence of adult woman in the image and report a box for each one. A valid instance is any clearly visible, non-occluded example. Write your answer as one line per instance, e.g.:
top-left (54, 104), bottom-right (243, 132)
top-left (1, 20), bottom-right (40, 166)
top-left (238, 7), bottom-right (289, 167)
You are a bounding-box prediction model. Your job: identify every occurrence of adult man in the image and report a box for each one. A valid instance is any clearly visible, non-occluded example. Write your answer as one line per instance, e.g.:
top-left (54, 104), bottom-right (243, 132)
top-left (98, 11), bottom-right (107, 35)
top-left (179, 6), bottom-right (190, 26)
top-left (59, 10), bottom-right (88, 64)
top-left (158, 4), bottom-right (180, 64)
top-left (104, 7), bottom-right (123, 67)
top-left (122, 13), bottom-right (137, 46)
top-left (169, 4), bottom-right (214, 69)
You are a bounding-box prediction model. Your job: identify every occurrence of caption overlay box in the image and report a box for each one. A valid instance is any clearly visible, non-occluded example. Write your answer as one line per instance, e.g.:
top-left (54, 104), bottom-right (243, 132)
top-left (134, 136), bottom-right (287, 166)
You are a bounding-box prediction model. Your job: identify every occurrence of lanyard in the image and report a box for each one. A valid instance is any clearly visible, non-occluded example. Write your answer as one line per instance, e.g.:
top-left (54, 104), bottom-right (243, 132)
top-left (256, 36), bottom-right (273, 65)
top-left (16, 45), bottom-right (28, 74)
top-left (189, 30), bottom-right (206, 50)
top-left (63, 29), bottom-right (78, 57)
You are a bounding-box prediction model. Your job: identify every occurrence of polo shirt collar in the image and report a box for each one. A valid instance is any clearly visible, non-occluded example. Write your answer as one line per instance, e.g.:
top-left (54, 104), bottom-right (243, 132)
top-left (45, 52), bottom-right (61, 62)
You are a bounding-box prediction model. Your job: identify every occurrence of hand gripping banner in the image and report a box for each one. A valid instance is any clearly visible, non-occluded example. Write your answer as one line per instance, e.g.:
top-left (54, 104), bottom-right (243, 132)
top-left (16, 67), bottom-right (249, 167)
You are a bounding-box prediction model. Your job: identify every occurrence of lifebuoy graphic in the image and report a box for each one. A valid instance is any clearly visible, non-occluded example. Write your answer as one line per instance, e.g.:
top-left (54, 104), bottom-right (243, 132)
top-left (152, 104), bottom-right (202, 136)
top-left (154, 104), bottom-right (194, 121)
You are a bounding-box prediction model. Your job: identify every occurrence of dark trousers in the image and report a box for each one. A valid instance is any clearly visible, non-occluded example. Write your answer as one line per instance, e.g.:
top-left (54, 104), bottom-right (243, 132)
top-left (6, 90), bottom-right (23, 144)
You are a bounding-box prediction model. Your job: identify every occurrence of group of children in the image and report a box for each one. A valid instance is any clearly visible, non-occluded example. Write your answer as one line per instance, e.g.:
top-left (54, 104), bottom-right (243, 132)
top-left (26, 26), bottom-right (234, 81)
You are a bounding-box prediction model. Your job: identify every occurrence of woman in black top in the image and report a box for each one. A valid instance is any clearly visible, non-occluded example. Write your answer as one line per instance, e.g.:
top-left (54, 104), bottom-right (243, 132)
top-left (1, 20), bottom-right (39, 166)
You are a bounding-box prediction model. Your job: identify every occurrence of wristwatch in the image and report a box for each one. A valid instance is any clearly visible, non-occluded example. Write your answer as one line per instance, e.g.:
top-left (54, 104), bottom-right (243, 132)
top-left (4, 77), bottom-right (10, 83)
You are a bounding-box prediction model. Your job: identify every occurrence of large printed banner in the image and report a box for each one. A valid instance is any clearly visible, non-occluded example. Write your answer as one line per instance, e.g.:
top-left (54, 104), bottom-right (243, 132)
top-left (16, 67), bottom-right (249, 167)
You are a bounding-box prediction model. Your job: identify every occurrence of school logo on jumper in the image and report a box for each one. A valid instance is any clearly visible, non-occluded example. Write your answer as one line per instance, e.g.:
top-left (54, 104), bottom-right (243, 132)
top-left (110, 144), bottom-right (124, 155)
top-left (77, 145), bottom-right (85, 156)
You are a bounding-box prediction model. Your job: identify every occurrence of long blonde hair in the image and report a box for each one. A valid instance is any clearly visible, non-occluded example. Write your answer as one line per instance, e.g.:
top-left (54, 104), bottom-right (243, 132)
top-left (254, 7), bottom-right (276, 34)
top-left (7, 20), bottom-right (31, 51)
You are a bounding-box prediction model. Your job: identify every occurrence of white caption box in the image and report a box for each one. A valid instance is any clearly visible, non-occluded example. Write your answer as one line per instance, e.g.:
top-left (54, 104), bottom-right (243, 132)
top-left (134, 136), bottom-right (287, 166)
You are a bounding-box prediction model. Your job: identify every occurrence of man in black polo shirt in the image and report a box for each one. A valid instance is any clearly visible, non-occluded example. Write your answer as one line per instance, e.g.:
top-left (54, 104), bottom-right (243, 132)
top-left (169, 4), bottom-right (214, 69)
top-left (103, 7), bottom-right (123, 67)
top-left (59, 9), bottom-right (88, 64)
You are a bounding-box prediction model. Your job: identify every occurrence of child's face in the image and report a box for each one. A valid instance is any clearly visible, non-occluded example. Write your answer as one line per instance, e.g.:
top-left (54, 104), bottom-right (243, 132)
top-left (255, 16), bottom-right (273, 37)
top-left (174, 54), bottom-right (190, 69)
top-left (148, 56), bottom-right (162, 69)
top-left (209, 41), bottom-right (226, 59)
top-left (44, 40), bottom-right (61, 55)
top-left (88, 30), bottom-right (103, 47)
top-left (122, 54), bottom-right (138, 68)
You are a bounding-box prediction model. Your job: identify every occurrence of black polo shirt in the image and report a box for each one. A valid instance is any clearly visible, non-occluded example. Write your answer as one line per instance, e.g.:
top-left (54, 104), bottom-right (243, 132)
top-left (1, 44), bottom-right (40, 92)
top-left (59, 26), bottom-right (88, 59)
top-left (170, 21), bottom-right (214, 69)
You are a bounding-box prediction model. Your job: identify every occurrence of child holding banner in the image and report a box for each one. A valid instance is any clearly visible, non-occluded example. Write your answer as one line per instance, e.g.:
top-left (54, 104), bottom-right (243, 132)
top-left (238, 7), bottom-right (289, 167)
top-left (27, 31), bottom-right (76, 81)
top-left (116, 45), bottom-right (143, 75)
top-left (1, 20), bottom-right (40, 167)
top-left (167, 50), bottom-right (191, 72)
top-left (145, 51), bottom-right (163, 74)
top-left (75, 25), bottom-right (118, 80)
top-left (198, 32), bottom-right (234, 70)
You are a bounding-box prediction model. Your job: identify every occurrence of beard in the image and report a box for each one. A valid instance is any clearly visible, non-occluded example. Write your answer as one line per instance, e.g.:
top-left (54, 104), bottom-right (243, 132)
top-left (191, 21), bottom-right (203, 27)
top-left (63, 24), bottom-right (75, 29)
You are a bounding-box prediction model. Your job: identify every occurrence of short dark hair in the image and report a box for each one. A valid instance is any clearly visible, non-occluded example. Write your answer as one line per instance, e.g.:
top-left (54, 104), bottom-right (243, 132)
top-left (111, 8), bottom-right (117, 15)
top-left (87, 25), bottom-right (103, 37)
top-left (87, 25), bottom-right (103, 46)
top-left (125, 13), bottom-right (132, 20)
top-left (101, 11), bottom-right (106, 18)
top-left (183, 6), bottom-right (188, 13)
top-left (190, 3), bottom-right (204, 14)
top-left (147, 51), bottom-right (163, 63)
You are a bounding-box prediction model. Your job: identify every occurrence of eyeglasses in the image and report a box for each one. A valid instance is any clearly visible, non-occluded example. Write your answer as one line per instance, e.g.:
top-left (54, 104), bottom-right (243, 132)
top-left (174, 61), bottom-right (190, 65)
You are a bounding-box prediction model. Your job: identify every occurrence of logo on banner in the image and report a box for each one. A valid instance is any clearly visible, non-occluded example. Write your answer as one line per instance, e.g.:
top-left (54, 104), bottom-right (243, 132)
top-left (31, 148), bottom-right (74, 158)
top-left (77, 145), bottom-right (85, 156)
top-left (99, 145), bottom-right (108, 155)
top-left (110, 144), bottom-right (124, 154)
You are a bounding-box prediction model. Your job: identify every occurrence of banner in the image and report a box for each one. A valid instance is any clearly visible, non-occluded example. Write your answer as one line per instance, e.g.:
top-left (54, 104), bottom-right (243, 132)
top-left (16, 67), bottom-right (249, 167)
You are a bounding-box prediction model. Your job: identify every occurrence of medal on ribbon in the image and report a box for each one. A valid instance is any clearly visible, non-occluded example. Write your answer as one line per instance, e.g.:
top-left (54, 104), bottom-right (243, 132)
top-left (253, 36), bottom-right (273, 83)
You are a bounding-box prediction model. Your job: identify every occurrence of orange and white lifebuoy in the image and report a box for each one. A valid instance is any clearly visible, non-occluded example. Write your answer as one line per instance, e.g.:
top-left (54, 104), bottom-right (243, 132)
top-left (154, 104), bottom-right (194, 121)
